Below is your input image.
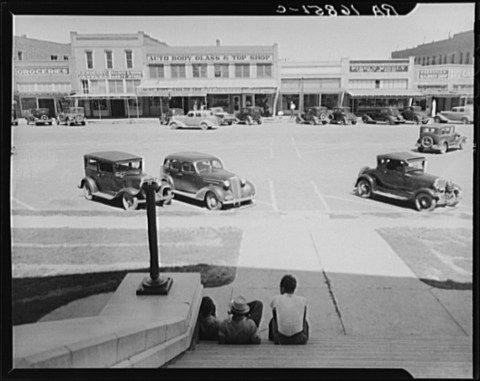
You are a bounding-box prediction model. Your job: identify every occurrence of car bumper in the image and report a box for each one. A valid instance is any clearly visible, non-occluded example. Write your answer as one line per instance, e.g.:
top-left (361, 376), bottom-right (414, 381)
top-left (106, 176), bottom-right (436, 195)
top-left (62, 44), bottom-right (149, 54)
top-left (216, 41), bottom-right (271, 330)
top-left (436, 190), bottom-right (462, 207)
top-left (223, 195), bottom-right (255, 205)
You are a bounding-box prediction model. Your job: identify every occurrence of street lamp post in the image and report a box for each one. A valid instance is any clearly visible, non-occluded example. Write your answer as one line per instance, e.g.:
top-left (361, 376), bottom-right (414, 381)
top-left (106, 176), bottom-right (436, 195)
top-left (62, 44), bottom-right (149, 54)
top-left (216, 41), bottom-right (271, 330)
top-left (136, 179), bottom-right (173, 295)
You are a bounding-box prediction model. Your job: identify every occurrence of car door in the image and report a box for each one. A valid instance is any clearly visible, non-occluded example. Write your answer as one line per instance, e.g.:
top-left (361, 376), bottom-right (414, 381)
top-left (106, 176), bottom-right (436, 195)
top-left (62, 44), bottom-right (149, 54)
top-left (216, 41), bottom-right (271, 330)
top-left (180, 161), bottom-right (198, 194)
top-left (169, 159), bottom-right (185, 191)
top-left (97, 161), bottom-right (115, 195)
top-left (378, 159), bottom-right (405, 192)
top-left (185, 111), bottom-right (197, 127)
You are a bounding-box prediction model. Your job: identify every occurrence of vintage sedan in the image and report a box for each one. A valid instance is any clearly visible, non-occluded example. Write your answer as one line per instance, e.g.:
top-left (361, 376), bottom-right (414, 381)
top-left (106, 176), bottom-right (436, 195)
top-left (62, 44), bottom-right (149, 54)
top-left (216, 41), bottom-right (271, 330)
top-left (209, 107), bottom-right (238, 125)
top-left (359, 107), bottom-right (405, 125)
top-left (79, 151), bottom-right (173, 210)
top-left (296, 106), bottom-right (329, 125)
top-left (355, 152), bottom-right (461, 211)
top-left (26, 108), bottom-right (54, 126)
top-left (399, 106), bottom-right (429, 124)
top-left (160, 152), bottom-right (255, 210)
top-left (328, 107), bottom-right (358, 125)
top-left (236, 106), bottom-right (263, 125)
top-left (57, 107), bottom-right (87, 126)
top-left (416, 124), bottom-right (467, 154)
top-left (434, 106), bottom-right (473, 124)
top-left (169, 110), bottom-right (219, 130)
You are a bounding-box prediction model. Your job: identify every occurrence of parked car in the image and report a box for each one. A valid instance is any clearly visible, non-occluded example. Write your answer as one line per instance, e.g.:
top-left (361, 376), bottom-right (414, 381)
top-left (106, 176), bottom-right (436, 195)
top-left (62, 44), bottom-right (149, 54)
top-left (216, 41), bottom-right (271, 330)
top-left (416, 124), bottom-right (467, 154)
top-left (169, 110), bottom-right (219, 130)
top-left (295, 106), bottom-right (329, 125)
top-left (236, 106), bottom-right (263, 125)
top-left (434, 106), bottom-right (473, 124)
top-left (209, 107), bottom-right (238, 125)
top-left (355, 152), bottom-right (461, 211)
top-left (359, 107), bottom-right (405, 125)
top-left (160, 152), bottom-right (256, 210)
top-left (328, 107), bottom-right (358, 125)
top-left (57, 107), bottom-right (87, 126)
top-left (26, 108), bottom-right (54, 126)
top-left (160, 108), bottom-right (185, 125)
top-left (79, 151), bottom-right (173, 210)
top-left (399, 106), bottom-right (429, 124)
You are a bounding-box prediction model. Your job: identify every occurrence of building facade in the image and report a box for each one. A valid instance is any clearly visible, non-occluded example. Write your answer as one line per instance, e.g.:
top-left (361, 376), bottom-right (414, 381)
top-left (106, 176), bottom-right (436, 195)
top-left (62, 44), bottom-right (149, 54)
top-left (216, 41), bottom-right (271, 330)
top-left (12, 35), bottom-right (72, 118)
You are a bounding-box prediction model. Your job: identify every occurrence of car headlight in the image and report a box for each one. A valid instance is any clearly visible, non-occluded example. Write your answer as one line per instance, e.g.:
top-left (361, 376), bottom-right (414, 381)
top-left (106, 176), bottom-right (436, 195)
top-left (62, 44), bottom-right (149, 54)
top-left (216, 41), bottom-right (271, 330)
top-left (240, 178), bottom-right (246, 187)
top-left (433, 178), bottom-right (446, 191)
top-left (223, 180), bottom-right (230, 189)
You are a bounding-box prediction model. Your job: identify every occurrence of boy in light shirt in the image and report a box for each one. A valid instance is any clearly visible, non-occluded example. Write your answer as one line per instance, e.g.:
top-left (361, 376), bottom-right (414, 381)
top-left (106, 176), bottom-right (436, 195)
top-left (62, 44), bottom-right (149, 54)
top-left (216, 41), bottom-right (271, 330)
top-left (269, 274), bottom-right (309, 345)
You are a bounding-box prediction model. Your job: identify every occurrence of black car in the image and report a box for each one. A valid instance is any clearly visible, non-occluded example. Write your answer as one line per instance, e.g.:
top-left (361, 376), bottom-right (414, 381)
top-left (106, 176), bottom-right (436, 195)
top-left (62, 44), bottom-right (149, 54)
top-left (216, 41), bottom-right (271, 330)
top-left (79, 151), bottom-right (173, 210)
top-left (236, 106), bottom-right (263, 125)
top-left (296, 106), bottom-right (329, 125)
top-left (26, 108), bottom-right (54, 126)
top-left (359, 107), bottom-right (405, 125)
top-left (399, 106), bottom-right (429, 124)
top-left (328, 107), bottom-right (358, 125)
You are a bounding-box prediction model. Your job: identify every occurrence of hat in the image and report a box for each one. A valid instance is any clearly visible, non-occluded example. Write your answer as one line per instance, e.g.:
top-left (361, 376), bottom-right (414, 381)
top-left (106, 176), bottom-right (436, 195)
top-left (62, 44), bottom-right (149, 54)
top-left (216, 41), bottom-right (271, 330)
top-left (229, 296), bottom-right (250, 315)
top-left (200, 296), bottom-right (215, 316)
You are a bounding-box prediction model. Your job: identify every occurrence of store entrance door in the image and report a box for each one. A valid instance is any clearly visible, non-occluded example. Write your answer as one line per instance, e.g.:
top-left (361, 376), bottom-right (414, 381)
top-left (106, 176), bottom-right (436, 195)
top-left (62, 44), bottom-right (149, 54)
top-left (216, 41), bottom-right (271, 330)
top-left (233, 96), bottom-right (240, 112)
top-left (111, 99), bottom-right (126, 118)
top-left (38, 98), bottom-right (55, 117)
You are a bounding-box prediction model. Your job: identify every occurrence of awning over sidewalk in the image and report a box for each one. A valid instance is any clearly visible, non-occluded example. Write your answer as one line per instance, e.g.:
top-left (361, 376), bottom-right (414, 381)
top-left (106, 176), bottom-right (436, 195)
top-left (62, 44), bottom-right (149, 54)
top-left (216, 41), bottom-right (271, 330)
top-left (136, 87), bottom-right (277, 97)
top-left (67, 93), bottom-right (138, 99)
top-left (346, 89), bottom-right (425, 97)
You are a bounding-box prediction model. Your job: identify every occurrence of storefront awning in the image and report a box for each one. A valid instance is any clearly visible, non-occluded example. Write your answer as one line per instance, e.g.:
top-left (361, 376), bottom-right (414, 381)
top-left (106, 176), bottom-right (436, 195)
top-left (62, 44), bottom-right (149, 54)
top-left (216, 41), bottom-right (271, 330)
top-left (136, 87), bottom-right (277, 96)
top-left (418, 90), bottom-right (474, 98)
top-left (346, 89), bottom-right (425, 97)
top-left (67, 93), bottom-right (138, 99)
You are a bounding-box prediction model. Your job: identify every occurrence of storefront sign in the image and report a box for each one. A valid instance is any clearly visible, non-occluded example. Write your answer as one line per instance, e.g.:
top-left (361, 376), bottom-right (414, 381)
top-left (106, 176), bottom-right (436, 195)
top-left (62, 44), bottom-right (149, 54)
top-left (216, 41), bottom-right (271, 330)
top-left (16, 68), bottom-right (69, 75)
top-left (350, 63), bottom-right (408, 72)
top-left (418, 69), bottom-right (448, 79)
top-left (78, 70), bottom-right (143, 79)
top-left (137, 87), bottom-right (207, 96)
top-left (449, 68), bottom-right (474, 79)
top-left (147, 54), bottom-right (273, 63)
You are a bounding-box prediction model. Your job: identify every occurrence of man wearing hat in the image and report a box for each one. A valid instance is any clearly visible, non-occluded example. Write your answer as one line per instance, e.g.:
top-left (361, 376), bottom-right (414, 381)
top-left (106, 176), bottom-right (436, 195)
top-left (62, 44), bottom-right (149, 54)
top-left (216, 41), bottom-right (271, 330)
top-left (218, 296), bottom-right (263, 344)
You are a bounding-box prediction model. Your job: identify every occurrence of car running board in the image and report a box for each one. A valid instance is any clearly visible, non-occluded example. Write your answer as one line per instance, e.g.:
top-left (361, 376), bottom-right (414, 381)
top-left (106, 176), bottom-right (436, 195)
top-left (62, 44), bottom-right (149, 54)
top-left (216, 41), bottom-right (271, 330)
top-left (91, 191), bottom-right (116, 200)
top-left (374, 190), bottom-right (410, 201)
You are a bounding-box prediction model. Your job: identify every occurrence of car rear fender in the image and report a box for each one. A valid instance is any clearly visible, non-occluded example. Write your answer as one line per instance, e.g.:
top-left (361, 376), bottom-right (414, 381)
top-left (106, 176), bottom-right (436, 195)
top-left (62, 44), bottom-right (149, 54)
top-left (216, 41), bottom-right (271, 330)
top-left (79, 177), bottom-right (99, 193)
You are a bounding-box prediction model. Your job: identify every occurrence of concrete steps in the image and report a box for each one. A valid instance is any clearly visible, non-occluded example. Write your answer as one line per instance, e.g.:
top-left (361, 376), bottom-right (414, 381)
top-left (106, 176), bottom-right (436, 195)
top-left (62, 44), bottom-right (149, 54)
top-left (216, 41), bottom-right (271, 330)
top-left (167, 336), bottom-right (472, 378)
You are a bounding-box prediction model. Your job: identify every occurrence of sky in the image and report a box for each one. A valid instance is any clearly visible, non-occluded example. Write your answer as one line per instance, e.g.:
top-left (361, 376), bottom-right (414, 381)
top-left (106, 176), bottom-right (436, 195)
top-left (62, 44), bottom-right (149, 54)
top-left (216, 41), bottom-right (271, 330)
top-left (12, 3), bottom-right (475, 62)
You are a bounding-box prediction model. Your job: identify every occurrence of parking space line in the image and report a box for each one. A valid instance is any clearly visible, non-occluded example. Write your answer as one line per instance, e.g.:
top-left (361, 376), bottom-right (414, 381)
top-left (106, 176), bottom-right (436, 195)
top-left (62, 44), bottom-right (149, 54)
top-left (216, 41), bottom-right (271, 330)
top-left (269, 138), bottom-right (274, 159)
top-left (311, 180), bottom-right (331, 213)
top-left (291, 137), bottom-right (302, 160)
top-left (11, 197), bottom-right (36, 211)
top-left (324, 193), bottom-right (401, 210)
top-left (269, 180), bottom-right (279, 213)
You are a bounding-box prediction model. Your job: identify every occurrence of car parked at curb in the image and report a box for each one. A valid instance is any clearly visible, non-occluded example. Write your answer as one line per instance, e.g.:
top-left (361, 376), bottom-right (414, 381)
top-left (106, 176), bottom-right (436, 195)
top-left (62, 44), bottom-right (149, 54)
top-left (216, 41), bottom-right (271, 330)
top-left (79, 151), bottom-right (173, 210)
top-left (416, 124), bottom-right (467, 154)
top-left (160, 152), bottom-right (256, 210)
top-left (328, 107), bottom-right (358, 125)
top-left (399, 106), bottom-right (429, 124)
top-left (236, 106), bottom-right (263, 125)
top-left (434, 106), bottom-right (473, 124)
top-left (209, 107), bottom-right (238, 125)
top-left (355, 152), bottom-right (462, 211)
top-left (57, 107), bottom-right (87, 126)
top-left (359, 107), bottom-right (405, 125)
top-left (295, 106), bottom-right (329, 125)
top-left (26, 108), bottom-right (54, 126)
top-left (169, 110), bottom-right (219, 130)
top-left (159, 108), bottom-right (185, 125)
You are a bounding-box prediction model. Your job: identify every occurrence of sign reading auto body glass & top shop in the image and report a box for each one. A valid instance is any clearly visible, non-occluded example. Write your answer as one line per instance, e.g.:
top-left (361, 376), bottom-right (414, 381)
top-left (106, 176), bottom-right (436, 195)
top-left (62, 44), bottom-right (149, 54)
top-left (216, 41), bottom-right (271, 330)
top-left (77, 70), bottom-right (143, 79)
top-left (147, 54), bottom-right (273, 62)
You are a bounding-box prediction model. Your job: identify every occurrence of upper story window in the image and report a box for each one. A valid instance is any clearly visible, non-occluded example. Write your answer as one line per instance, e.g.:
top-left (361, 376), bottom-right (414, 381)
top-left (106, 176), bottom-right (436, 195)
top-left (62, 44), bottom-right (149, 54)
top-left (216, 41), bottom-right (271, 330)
top-left (450, 54), bottom-right (455, 64)
top-left (171, 64), bottom-right (186, 79)
top-left (90, 79), bottom-right (106, 94)
top-left (17, 51), bottom-right (23, 60)
top-left (214, 64), bottom-right (229, 78)
top-left (125, 50), bottom-right (133, 69)
top-left (192, 64), bottom-right (207, 78)
top-left (105, 50), bottom-right (113, 69)
top-left (149, 64), bottom-right (164, 79)
top-left (81, 79), bottom-right (89, 94)
top-left (235, 64), bottom-right (250, 78)
top-left (51, 55), bottom-right (58, 61)
top-left (63, 56), bottom-right (69, 61)
top-left (257, 64), bottom-right (272, 78)
top-left (465, 51), bottom-right (470, 64)
top-left (85, 50), bottom-right (94, 69)
top-left (108, 79), bottom-right (124, 94)
top-left (459, 52), bottom-right (463, 64)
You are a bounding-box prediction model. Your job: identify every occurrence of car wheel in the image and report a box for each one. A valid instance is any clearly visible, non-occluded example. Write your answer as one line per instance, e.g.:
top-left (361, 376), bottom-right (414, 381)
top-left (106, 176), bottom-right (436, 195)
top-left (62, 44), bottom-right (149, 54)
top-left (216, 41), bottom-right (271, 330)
top-left (342, 117), bottom-right (348, 125)
top-left (439, 142), bottom-right (448, 154)
top-left (415, 193), bottom-right (436, 212)
top-left (385, 118), bottom-right (394, 125)
top-left (205, 191), bottom-right (222, 210)
top-left (257, 119), bottom-right (263, 125)
top-left (434, 116), bottom-right (442, 123)
top-left (122, 193), bottom-right (139, 211)
top-left (421, 118), bottom-right (429, 125)
top-left (362, 116), bottom-right (369, 123)
top-left (421, 136), bottom-right (433, 148)
top-left (200, 122), bottom-right (209, 130)
top-left (461, 117), bottom-right (469, 124)
top-left (309, 119), bottom-right (316, 125)
top-left (170, 122), bottom-right (178, 130)
top-left (356, 179), bottom-right (372, 198)
top-left (83, 183), bottom-right (93, 200)
top-left (246, 116), bottom-right (253, 125)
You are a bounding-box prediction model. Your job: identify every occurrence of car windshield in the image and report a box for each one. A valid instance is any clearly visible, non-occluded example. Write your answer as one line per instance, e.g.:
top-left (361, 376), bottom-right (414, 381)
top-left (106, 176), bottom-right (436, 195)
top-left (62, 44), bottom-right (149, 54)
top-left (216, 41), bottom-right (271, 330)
top-left (69, 107), bottom-right (84, 113)
top-left (115, 159), bottom-right (142, 175)
top-left (33, 109), bottom-right (49, 116)
top-left (195, 159), bottom-right (223, 173)
top-left (405, 159), bottom-right (425, 172)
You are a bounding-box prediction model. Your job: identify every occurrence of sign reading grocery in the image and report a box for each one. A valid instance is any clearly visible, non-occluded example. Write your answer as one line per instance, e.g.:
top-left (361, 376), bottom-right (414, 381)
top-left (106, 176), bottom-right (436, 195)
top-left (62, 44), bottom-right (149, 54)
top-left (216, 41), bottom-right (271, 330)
top-left (78, 70), bottom-right (143, 79)
top-left (147, 54), bottom-right (273, 62)
top-left (16, 68), bottom-right (69, 75)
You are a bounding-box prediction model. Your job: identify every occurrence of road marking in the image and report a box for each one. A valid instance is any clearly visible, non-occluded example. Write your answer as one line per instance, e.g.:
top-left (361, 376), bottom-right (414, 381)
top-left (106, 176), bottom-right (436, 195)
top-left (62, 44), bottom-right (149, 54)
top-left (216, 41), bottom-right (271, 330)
top-left (269, 138), bottom-right (274, 159)
top-left (11, 197), bottom-right (36, 211)
top-left (311, 180), bottom-right (331, 213)
top-left (291, 137), bottom-right (302, 160)
top-left (269, 180), bottom-right (279, 213)
top-left (324, 193), bottom-right (402, 211)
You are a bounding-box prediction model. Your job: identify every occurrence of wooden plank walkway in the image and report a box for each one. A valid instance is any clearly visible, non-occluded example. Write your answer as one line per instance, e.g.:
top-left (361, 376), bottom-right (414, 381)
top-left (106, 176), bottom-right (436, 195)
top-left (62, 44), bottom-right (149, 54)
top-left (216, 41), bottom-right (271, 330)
top-left (166, 336), bottom-right (472, 378)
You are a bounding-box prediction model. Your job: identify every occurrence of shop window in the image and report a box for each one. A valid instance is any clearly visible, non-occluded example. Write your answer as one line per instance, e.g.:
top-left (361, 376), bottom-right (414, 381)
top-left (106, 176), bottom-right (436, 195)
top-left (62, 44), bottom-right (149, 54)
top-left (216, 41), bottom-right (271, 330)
top-left (85, 50), bottom-right (94, 69)
top-left (257, 64), bottom-right (272, 78)
top-left (92, 99), bottom-right (107, 111)
top-left (126, 80), bottom-right (140, 93)
top-left (171, 64), bottom-right (186, 78)
top-left (105, 50), bottom-right (113, 69)
top-left (375, 80), bottom-right (380, 89)
top-left (21, 97), bottom-right (37, 113)
top-left (149, 64), bottom-right (164, 79)
top-left (17, 51), bottom-right (23, 60)
top-left (235, 64), bottom-right (250, 78)
top-left (321, 94), bottom-right (339, 109)
top-left (125, 50), bottom-right (133, 69)
top-left (108, 79), bottom-right (124, 94)
top-left (214, 64), bottom-right (229, 78)
top-left (193, 64), bottom-right (207, 78)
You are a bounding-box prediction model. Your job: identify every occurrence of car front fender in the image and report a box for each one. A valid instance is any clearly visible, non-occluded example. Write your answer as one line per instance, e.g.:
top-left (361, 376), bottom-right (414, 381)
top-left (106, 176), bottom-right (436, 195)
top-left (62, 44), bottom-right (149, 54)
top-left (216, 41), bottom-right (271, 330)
top-left (120, 187), bottom-right (143, 198)
top-left (196, 185), bottom-right (225, 201)
top-left (355, 173), bottom-right (376, 190)
top-left (413, 188), bottom-right (438, 200)
top-left (79, 177), bottom-right (99, 193)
